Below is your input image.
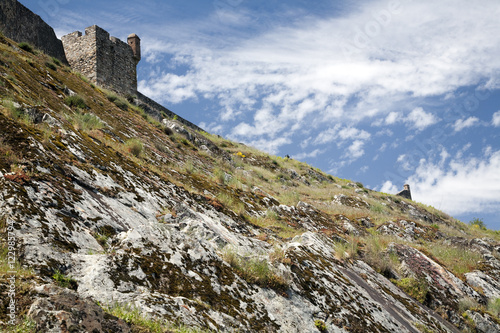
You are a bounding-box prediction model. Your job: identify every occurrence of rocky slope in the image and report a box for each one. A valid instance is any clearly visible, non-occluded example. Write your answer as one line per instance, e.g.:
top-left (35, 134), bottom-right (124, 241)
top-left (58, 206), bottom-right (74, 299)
top-left (0, 33), bottom-right (499, 333)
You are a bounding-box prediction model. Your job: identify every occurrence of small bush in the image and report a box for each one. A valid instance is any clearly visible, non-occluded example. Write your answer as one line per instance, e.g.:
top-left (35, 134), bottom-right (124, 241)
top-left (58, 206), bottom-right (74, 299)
top-left (64, 95), bottom-right (87, 109)
top-left (221, 247), bottom-right (288, 289)
top-left (314, 319), bottom-right (327, 332)
top-left (45, 61), bottom-right (57, 71)
top-left (469, 217), bottom-right (486, 230)
top-left (52, 270), bottom-right (77, 289)
top-left (51, 57), bottom-right (61, 66)
top-left (18, 42), bottom-right (34, 53)
top-left (106, 93), bottom-right (128, 110)
top-left (126, 138), bottom-right (143, 157)
top-left (394, 277), bottom-right (428, 303)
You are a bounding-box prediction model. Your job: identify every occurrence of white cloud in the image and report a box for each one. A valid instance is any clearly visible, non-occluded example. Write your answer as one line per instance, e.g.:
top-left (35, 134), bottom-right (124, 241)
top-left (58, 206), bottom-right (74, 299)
top-left (137, 0), bottom-right (500, 152)
top-left (380, 180), bottom-right (399, 194)
top-left (396, 154), bottom-right (413, 171)
top-left (385, 112), bottom-right (399, 125)
top-left (492, 111), bottom-right (500, 127)
top-left (314, 125), bottom-right (371, 145)
top-left (407, 150), bottom-right (500, 215)
top-left (293, 149), bottom-right (324, 160)
top-left (346, 140), bottom-right (365, 159)
top-left (453, 117), bottom-right (479, 132)
top-left (404, 107), bottom-right (439, 131)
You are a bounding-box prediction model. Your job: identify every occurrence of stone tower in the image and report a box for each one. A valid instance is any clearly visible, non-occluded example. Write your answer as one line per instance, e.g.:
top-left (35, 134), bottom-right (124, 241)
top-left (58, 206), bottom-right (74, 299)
top-left (61, 25), bottom-right (140, 94)
top-left (127, 34), bottom-right (141, 65)
top-left (396, 184), bottom-right (412, 200)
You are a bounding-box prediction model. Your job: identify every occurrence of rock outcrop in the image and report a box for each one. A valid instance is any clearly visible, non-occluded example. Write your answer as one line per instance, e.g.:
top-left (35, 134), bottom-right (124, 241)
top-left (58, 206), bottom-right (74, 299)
top-left (0, 16), bottom-right (499, 333)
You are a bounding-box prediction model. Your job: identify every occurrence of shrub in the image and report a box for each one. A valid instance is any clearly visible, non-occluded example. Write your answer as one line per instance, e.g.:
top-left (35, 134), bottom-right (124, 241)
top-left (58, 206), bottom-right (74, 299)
top-left (106, 93), bottom-right (128, 110)
top-left (18, 42), bottom-right (34, 53)
top-left (51, 57), bottom-right (61, 66)
top-left (125, 138), bottom-right (143, 157)
top-left (52, 270), bottom-right (77, 289)
top-left (221, 247), bottom-right (288, 289)
top-left (45, 61), bottom-right (57, 71)
top-left (314, 319), bottom-right (327, 332)
top-left (469, 217), bottom-right (486, 230)
top-left (394, 277), bottom-right (428, 303)
top-left (64, 95), bottom-right (87, 109)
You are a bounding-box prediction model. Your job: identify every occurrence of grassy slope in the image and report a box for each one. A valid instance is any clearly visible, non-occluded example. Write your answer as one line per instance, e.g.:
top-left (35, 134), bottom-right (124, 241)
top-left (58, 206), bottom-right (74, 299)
top-left (0, 33), bottom-right (499, 331)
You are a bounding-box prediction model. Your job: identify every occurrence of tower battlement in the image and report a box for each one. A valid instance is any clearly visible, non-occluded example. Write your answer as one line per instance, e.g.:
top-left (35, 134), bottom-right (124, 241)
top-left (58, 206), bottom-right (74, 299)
top-left (62, 25), bottom-right (140, 94)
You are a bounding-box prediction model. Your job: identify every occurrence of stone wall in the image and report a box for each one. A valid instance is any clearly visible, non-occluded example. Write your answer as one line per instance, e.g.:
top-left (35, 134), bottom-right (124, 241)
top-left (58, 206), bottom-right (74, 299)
top-left (62, 25), bottom-right (138, 94)
top-left (135, 92), bottom-right (203, 132)
top-left (0, 0), bottom-right (67, 63)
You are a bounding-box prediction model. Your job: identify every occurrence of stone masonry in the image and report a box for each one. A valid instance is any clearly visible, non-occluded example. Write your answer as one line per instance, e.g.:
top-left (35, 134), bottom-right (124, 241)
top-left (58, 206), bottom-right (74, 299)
top-left (62, 25), bottom-right (140, 94)
top-left (397, 184), bottom-right (412, 200)
top-left (0, 0), bottom-right (67, 62)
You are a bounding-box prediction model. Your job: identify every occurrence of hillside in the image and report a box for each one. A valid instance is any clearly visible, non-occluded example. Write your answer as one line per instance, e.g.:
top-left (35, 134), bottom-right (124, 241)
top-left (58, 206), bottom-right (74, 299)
top-left (0, 32), bottom-right (499, 333)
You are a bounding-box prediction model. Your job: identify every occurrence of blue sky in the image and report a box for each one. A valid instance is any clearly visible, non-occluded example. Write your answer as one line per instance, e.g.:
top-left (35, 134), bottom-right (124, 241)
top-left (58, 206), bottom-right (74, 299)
top-left (21, 0), bottom-right (500, 229)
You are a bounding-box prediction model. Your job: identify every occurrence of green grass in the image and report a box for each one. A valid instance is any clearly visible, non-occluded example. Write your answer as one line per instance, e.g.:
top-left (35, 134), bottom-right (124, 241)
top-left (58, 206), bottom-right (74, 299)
top-left (64, 95), bottom-right (87, 109)
top-left (221, 247), bottom-right (288, 289)
top-left (216, 192), bottom-right (245, 215)
top-left (17, 42), bottom-right (34, 53)
top-left (488, 298), bottom-right (500, 318)
top-left (51, 57), bottom-right (61, 66)
top-left (393, 277), bottom-right (428, 303)
top-left (423, 243), bottom-right (483, 277)
top-left (106, 92), bottom-right (128, 110)
top-left (52, 270), bottom-right (77, 289)
top-left (103, 303), bottom-right (211, 333)
top-left (1, 317), bottom-right (36, 333)
top-left (72, 111), bottom-right (104, 131)
top-left (45, 61), bottom-right (57, 71)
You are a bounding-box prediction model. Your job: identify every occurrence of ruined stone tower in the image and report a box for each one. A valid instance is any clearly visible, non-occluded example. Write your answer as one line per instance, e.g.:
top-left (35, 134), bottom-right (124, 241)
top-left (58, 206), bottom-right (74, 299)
top-left (127, 34), bottom-right (141, 65)
top-left (397, 184), bottom-right (412, 200)
top-left (61, 26), bottom-right (140, 94)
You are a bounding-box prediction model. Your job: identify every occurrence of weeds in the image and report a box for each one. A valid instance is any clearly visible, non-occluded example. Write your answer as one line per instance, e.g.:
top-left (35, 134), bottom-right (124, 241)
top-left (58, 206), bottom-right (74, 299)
top-left (125, 138), bottom-right (144, 158)
top-left (18, 42), bottom-right (34, 53)
top-left (393, 277), bottom-right (428, 303)
top-left (1, 316), bottom-right (36, 332)
top-left (488, 298), bottom-right (500, 317)
top-left (216, 192), bottom-right (245, 215)
top-left (72, 111), bottom-right (104, 131)
top-left (45, 61), bottom-right (57, 71)
top-left (64, 95), bottom-right (87, 109)
top-left (52, 270), bottom-right (77, 289)
top-left (424, 243), bottom-right (482, 277)
top-left (103, 302), bottom-right (211, 333)
top-left (221, 247), bottom-right (288, 289)
top-left (106, 92), bottom-right (128, 110)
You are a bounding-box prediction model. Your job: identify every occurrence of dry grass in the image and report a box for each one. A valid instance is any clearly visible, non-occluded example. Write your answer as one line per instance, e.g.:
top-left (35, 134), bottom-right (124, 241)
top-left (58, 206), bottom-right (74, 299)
top-left (248, 210), bottom-right (304, 239)
top-left (418, 242), bottom-right (483, 277)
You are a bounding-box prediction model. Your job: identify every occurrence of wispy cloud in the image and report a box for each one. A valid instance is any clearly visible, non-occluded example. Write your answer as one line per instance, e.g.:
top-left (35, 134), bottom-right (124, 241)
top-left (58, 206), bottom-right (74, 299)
top-left (492, 111), bottom-right (500, 127)
top-left (408, 150), bottom-right (500, 215)
top-left (452, 117), bottom-right (479, 132)
top-left (137, 0), bottom-right (500, 154)
top-left (404, 107), bottom-right (439, 131)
